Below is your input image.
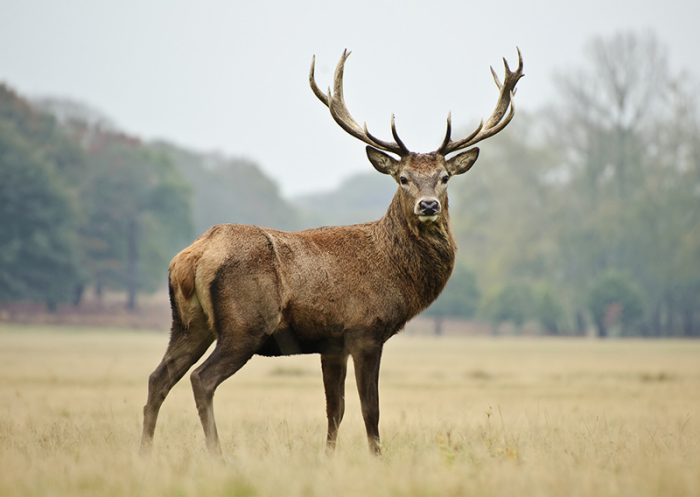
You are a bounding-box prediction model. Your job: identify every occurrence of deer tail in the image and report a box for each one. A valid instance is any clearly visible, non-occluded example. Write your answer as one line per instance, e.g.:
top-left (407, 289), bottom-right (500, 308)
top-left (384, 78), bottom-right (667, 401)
top-left (168, 246), bottom-right (202, 330)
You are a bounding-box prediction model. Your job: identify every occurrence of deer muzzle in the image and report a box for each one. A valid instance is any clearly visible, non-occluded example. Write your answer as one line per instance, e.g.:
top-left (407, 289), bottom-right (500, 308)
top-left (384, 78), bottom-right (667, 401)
top-left (415, 198), bottom-right (441, 222)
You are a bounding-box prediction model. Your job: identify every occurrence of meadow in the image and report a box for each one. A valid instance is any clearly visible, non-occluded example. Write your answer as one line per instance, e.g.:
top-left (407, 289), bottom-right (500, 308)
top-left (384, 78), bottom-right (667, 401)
top-left (0, 324), bottom-right (698, 497)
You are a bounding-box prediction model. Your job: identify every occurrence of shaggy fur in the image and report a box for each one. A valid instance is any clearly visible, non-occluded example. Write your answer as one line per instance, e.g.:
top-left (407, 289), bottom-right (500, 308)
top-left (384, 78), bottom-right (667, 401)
top-left (140, 153), bottom-right (465, 456)
top-left (140, 48), bottom-right (522, 456)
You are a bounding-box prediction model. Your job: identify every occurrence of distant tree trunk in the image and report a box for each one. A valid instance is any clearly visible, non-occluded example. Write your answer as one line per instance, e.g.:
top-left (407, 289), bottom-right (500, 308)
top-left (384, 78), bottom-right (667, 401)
top-left (678, 284), bottom-right (700, 338)
top-left (665, 294), bottom-right (675, 337)
top-left (73, 283), bottom-right (85, 307)
top-left (650, 306), bottom-right (662, 337)
top-left (681, 305), bottom-right (698, 338)
top-left (575, 311), bottom-right (587, 336)
top-left (514, 319), bottom-right (524, 336)
top-left (433, 316), bottom-right (444, 336)
top-left (593, 315), bottom-right (608, 338)
top-left (126, 217), bottom-right (139, 311)
top-left (543, 320), bottom-right (559, 336)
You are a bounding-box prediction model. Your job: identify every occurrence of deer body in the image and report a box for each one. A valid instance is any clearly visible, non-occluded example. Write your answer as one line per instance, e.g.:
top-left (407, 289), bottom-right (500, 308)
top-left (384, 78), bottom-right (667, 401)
top-left (140, 50), bottom-right (523, 456)
top-left (172, 186), bottom-right (455, 354)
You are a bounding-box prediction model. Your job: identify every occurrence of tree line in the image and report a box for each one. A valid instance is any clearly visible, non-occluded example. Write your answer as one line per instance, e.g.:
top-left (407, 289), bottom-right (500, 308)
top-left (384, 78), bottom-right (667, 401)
top-left (1, 30), bottom-right (698, 337)
top-left (0, 87), bottom-right (301, 311)
top-left (435, 31), bottom-right (700, 337)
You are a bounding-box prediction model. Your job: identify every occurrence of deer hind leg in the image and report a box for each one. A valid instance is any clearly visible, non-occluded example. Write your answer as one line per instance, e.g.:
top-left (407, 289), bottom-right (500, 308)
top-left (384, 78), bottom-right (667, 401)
top-left (321, 353), bottom-right (349, 453)
top-left (189, 331), bottom-right (263, 456)
top-left (140, 318), bottom-right (215, 454)
top-left (189, 289), bottom-right (278, 455)
top-left (351, 343), bottom-right (384, 455)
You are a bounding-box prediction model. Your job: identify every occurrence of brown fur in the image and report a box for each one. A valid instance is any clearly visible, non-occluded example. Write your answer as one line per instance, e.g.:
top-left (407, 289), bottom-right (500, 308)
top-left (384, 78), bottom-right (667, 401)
top-left (140, 161), bottom-right (460, 456)
top-left (173, 188), bottom-right (456, 343)
top-left (140, 50), bottom-right (522, 457)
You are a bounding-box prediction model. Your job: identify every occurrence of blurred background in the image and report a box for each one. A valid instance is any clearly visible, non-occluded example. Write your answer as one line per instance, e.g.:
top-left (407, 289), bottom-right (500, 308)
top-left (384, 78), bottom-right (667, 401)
top-left (0, 0), bottom-right (698, 337)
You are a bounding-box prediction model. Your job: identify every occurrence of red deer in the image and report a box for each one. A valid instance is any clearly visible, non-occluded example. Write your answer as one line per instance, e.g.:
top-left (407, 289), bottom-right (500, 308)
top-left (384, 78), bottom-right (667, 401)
top-left (140, 49), bottom-right (524, 456)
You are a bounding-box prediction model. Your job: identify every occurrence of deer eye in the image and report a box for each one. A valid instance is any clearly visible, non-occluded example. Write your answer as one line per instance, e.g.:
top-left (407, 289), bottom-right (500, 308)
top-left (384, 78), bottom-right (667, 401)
top-left (400, 176), bottom-right (408, 185)
top-left (441, 175), bottom-right (449, 184)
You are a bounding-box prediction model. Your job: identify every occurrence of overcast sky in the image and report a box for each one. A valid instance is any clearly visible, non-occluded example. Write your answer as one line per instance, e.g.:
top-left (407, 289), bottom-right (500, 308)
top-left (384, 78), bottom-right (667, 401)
top-left (1, 0), bottom-right (698, 196)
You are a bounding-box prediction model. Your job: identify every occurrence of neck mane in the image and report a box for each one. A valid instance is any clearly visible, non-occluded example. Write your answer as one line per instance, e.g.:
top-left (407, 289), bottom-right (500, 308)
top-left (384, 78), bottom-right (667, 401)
top-left (375, 190), bottom-right (457, 317)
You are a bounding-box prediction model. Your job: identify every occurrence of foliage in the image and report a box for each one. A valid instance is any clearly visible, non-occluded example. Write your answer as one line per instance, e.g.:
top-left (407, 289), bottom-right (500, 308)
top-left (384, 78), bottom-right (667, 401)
top-left (447, 30), bottom-right (700, 337)
top-left (0, 87), bottom-right (304, 311)
top-left (449, 112), bottom-right (564, 291)
top-left (74, 129), bottom-right (193, 308)
top-left (483, 283), bottom-right (536, 333)
top-left (0, 87), bottom-right (85, 183)
top-left (535, 286), bottom-right (565, 335)
top-left (154, 142), bottom-right (302, 234)
top-left (547, 31), bottom-right (700, 336)
top-left (0, 89), bottom-right (194, 310)
top-left (0, 86), bottom-right (84, 309)
top-left (587, 271), bottom-right (645, 337)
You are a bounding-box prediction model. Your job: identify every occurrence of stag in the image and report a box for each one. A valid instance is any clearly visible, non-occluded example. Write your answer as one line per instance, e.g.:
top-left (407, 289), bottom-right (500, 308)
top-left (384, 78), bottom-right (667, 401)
top-left (140, 49), bottom-right (523, 456)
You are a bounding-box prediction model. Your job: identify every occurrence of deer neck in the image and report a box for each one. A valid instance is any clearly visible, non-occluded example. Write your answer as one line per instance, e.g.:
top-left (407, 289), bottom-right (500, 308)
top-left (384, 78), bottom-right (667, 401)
top-left (376, 190), bottom-right (457, 313)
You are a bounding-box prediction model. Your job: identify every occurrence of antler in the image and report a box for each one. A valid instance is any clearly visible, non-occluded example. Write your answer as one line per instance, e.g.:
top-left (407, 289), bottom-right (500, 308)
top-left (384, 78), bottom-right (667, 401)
top-left (310, 50), bottom-right (410, 157)
top-left (436, 48), bottom-right (524, 156)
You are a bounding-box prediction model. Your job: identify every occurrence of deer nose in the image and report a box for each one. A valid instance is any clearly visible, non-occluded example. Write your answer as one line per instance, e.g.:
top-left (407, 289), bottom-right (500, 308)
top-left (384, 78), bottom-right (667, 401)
top-left (418, 199), bottom-right (440, 216)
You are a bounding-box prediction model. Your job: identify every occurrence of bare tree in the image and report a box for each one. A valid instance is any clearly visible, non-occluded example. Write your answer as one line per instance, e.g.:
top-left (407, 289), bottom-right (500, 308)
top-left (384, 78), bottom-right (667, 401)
top-left (552, 31), bottom-right (668, 200)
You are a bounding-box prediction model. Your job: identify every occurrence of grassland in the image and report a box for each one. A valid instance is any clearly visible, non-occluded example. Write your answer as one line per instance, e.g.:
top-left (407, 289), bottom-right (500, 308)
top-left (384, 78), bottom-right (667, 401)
top-left (0, 324), bottom-right (698, 497)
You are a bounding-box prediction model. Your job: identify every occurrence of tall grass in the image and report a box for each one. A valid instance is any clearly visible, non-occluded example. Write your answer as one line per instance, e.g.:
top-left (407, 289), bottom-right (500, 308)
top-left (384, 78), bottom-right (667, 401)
top-left (0, 325), bottom-right (698, 496)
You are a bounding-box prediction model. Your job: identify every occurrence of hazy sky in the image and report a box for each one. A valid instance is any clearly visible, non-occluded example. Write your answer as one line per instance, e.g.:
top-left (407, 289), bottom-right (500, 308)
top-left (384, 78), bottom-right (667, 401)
top-left (1, 0), bottom-right (698, 196)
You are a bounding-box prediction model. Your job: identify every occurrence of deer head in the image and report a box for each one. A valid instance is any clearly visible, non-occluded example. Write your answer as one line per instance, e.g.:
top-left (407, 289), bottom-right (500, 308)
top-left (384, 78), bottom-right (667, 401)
top-left (310, 49), bottom-right (524, 224)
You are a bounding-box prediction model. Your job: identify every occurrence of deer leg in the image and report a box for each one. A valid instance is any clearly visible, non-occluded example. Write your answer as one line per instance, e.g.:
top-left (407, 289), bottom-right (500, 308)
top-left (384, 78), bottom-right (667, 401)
top-left (140, 323), bottom-right (215, 454)
top-left (351, 344), bottom-right (383, 455)
top-left (321, 353), bottom-right (349, 453)
top-left (190, 336), bottom-right (258, 456)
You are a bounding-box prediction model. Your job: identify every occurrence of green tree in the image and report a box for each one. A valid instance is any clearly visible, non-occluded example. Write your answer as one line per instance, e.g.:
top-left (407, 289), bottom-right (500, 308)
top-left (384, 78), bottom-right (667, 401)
top-left (77, 130), bottom-right (192, 309)
top-left (449, 112), bottom-right (563, 295)
top-left (536, 286), bottom-right (565, 335)
top-left (550, 31), bottom-right (700, 336)
top-left (671, 280), bottom-right (700, 337)
top-left (484, 283), bottom-right (536, 334)
top-left (0, 87), bottom-right (85, 184)
top-left (0, 121), bottom-right (81, 309)
top-left (0, 85), bottom-right (85, 310)
top-left (587, 271), bottom-right (644, 337)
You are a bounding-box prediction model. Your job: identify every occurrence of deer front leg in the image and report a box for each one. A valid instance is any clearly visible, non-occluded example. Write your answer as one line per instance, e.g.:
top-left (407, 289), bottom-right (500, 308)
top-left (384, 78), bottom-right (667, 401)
top-left (321, 353), bottom-right (349, 453)
top-left (351, 344), bottom-right (383, 455)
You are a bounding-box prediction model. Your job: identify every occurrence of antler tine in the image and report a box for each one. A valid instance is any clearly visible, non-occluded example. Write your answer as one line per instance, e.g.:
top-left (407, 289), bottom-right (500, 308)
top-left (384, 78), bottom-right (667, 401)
top-left (362, 114), bottom-right (410, 156)
top-left (491, 66), bottom-right (503, 90)
top-left (390, 114), bottom-right (410, 155)
top-left (310, 50), bottom-right (410, 156)
top-left (438, 111), bottom-right (453, 152)
top-left (309, 55), bottom-right (333, 108)
top-left (436, 48), bottom-right (524, 156)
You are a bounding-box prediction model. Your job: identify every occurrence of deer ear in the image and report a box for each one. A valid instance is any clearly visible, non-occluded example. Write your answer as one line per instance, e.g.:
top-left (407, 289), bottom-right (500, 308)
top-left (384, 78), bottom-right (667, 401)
top-left (446, 148), bottom-right (479, 176)
top-left (366, 146), bottom-right (399, 176)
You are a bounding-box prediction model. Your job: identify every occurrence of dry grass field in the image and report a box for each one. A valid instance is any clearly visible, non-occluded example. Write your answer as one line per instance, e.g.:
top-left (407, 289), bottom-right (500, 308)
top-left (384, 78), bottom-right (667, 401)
top-left (0, 324), bottom-right (698, 497)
